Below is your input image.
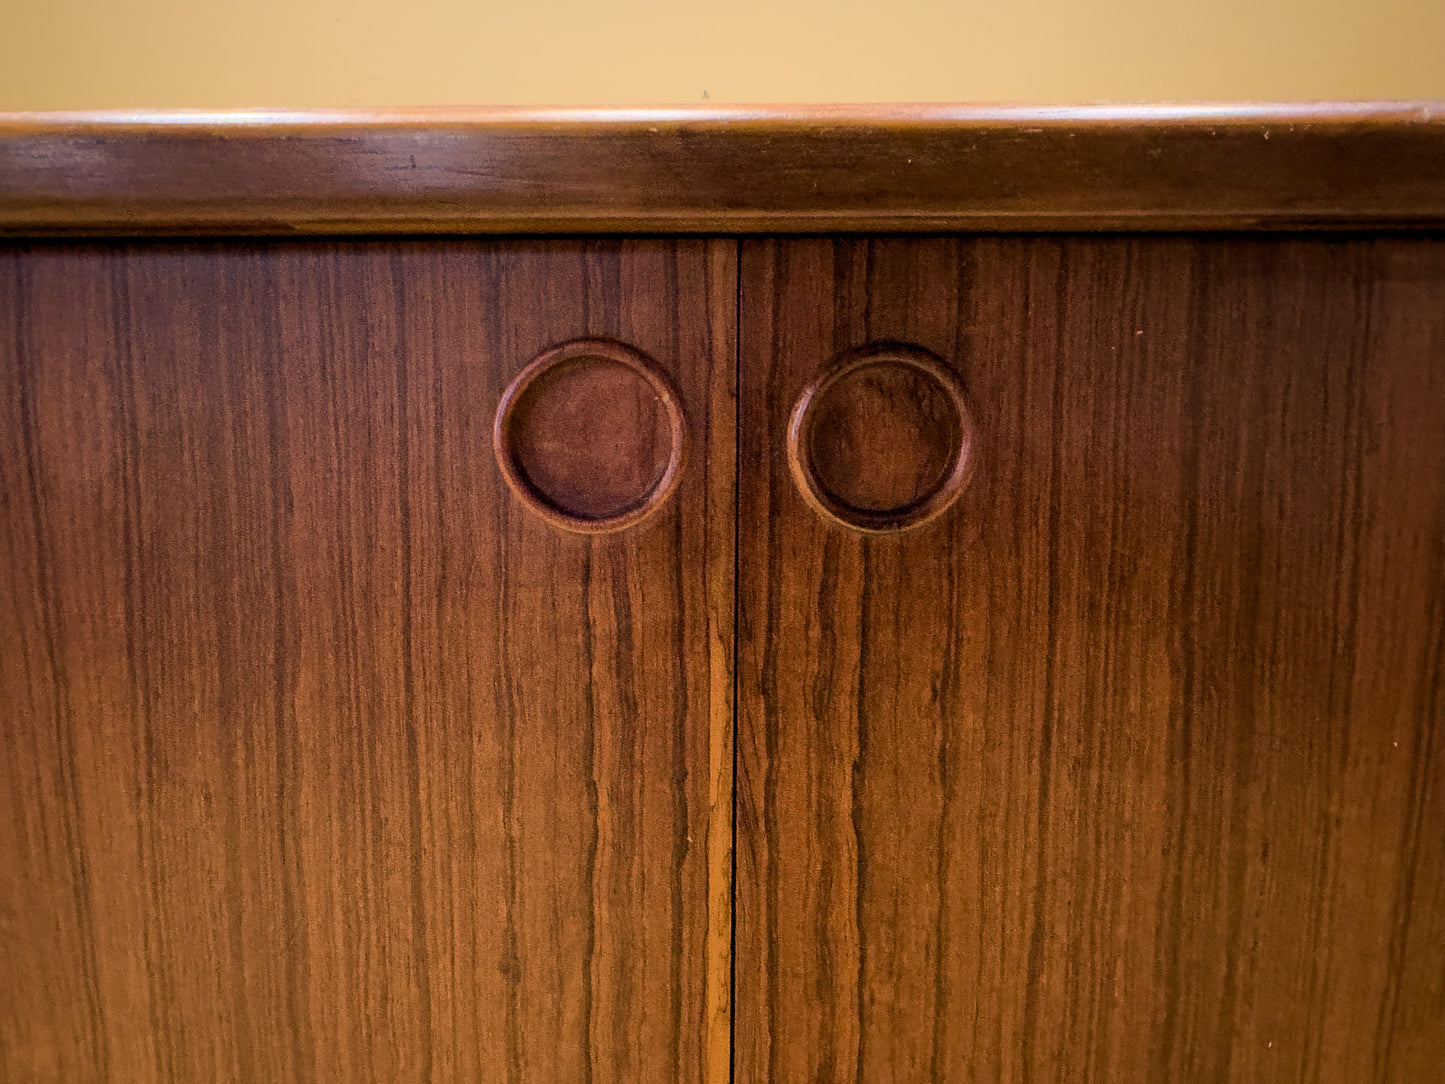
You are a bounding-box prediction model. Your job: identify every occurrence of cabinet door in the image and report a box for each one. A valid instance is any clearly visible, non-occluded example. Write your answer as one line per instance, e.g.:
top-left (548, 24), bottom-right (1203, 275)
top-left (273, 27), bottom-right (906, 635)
top-left (0, 240), bottom-right (734, 1082)
top-left (737, 238), bottom-right (1445, 1080)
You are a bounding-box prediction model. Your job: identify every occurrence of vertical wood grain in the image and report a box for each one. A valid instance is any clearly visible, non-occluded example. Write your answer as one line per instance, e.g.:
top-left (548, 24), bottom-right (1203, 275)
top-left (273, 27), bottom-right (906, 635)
top-left (0, 238), bottom-right (735, 1082)
top-left (736, 236), bottom-right (1445, 1081)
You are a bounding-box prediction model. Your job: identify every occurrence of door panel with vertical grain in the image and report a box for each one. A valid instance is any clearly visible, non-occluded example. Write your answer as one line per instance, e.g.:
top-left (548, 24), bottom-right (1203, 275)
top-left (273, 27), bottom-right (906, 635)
top-left (0, 239), bottom-right (735, 1082)
top-left (737, 237), bottom-right (1445, 1081)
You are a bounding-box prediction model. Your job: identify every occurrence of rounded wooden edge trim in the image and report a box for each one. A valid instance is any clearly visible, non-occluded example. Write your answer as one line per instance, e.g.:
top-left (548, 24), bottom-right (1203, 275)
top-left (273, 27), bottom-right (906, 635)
top-left (787, 343), bottom-right (978, 535)
top-left (493, 338), bottom-right (688, 534)
top-left (3, 103), bottom-right (1445, 235)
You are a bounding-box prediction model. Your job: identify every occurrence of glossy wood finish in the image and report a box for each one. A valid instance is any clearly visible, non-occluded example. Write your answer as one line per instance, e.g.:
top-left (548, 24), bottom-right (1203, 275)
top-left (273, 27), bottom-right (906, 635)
top-left (3, 104), bottom-right (1445, 236)
top-left (737, 237), bottom-right (1445, 1081)
top-left (0, 239), bottom-right (736, 1082)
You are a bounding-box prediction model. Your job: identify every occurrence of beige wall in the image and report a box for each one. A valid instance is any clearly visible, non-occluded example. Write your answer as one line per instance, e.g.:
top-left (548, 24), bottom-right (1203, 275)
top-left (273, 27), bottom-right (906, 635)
top-left (3, 0), bottom-right (1443, 110)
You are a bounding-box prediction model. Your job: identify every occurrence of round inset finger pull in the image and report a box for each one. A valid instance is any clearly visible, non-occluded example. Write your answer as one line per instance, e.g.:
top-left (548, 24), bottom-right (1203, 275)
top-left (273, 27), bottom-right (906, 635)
top-left (494, 339), bottom-right (687, 534)
top-left (787, 343), bottom-right (977, 534)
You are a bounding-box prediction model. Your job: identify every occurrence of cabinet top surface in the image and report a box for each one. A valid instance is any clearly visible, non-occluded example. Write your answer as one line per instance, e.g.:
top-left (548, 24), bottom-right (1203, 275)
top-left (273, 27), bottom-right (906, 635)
top-left (2, 103), bottom-right (1444, 237)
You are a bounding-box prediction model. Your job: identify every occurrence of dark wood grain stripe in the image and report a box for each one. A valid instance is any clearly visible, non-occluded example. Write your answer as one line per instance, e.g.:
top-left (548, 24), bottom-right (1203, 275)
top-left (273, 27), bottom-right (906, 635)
top-left (388, 255), bottom-right (433, 1082)
top-left (578, 543), bottom-right (597, 1084)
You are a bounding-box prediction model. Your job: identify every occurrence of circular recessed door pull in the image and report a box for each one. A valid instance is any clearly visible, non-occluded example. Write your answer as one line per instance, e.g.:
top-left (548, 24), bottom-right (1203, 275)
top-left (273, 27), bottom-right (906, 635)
top-left (494, 338), bottom-right (687, 533)
top-left (787, 343), bottom-right (977, 534)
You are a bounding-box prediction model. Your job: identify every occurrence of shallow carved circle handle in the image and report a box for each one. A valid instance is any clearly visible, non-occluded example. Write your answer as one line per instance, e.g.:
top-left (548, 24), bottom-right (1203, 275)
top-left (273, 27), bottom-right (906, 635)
top-left (493, 338), bottom-right (687, 534)
top-left (787, 343), bottom-right (977, 534)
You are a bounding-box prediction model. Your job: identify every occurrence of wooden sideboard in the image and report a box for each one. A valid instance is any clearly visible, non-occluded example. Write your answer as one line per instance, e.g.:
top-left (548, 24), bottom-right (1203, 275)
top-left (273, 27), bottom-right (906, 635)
top-left (2, 105), bottom-right (1443, 1082)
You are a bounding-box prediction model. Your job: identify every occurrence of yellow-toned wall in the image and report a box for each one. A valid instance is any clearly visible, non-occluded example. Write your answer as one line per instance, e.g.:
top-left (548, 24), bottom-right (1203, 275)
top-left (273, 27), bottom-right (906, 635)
top-left (2, 0), bottom-right (1442, 110)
